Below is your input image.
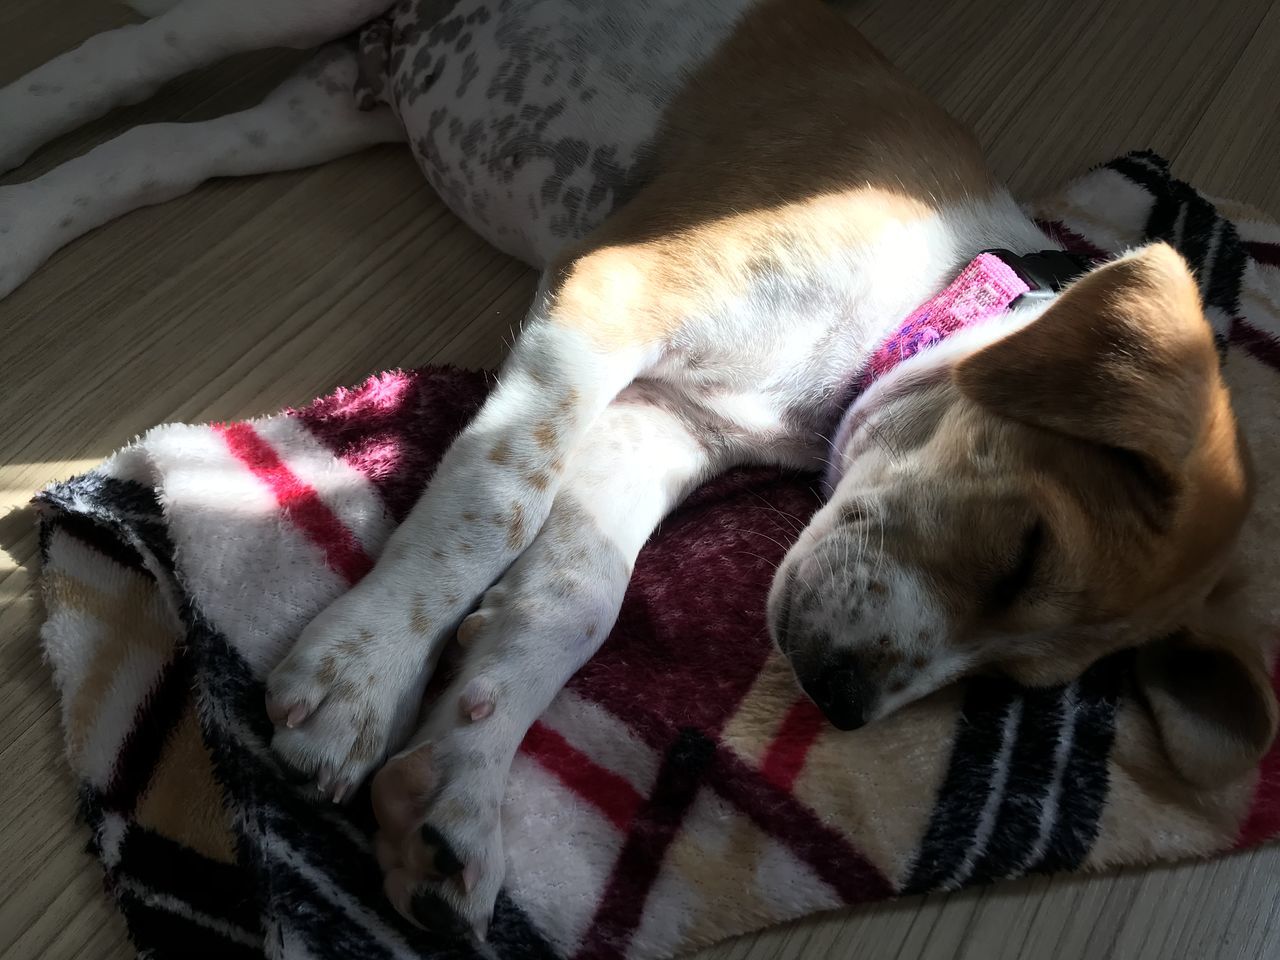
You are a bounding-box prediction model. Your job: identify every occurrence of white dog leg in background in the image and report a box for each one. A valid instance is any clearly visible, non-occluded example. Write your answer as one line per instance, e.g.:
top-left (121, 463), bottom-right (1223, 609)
top-left (0, 44), bottom-right (404, 300)
top-left (0, 0), bottom-right (394, 173)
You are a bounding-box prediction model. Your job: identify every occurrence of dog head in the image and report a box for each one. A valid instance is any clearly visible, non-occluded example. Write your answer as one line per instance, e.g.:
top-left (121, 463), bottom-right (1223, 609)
top-left (769, 242), bottom-right (1276, 785)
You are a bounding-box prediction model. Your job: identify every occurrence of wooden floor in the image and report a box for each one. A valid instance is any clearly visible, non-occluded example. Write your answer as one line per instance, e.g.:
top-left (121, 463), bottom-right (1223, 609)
top-left (2, 1), bottom-right (1278, 958)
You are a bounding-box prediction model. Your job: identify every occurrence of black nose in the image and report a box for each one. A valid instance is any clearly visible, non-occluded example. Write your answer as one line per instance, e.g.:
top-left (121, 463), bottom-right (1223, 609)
top-left (805, 654), bottom-right (873, 731)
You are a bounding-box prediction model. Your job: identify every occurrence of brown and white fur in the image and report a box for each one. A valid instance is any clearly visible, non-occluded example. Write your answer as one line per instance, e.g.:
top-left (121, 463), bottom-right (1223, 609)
top-left (3, 0), bottom-right (1275, 939)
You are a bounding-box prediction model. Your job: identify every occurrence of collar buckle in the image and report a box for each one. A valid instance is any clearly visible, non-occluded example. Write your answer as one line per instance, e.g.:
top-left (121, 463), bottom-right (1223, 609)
top-left (981, 248), bottom-right (1092, 305)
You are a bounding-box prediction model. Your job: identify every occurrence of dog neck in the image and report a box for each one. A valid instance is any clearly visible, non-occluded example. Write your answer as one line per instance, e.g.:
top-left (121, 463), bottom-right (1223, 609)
top-left (822, 212), bottom-right (1093, 492)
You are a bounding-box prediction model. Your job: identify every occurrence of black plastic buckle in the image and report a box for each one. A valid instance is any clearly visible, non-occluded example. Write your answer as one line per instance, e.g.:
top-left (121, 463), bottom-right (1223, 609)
top-left (982, 248), bottom-right (1092, 305)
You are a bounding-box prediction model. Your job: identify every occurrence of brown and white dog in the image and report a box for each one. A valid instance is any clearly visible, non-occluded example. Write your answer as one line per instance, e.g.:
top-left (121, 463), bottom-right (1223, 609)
top-left (2, 0), bottom-right (1275, 938)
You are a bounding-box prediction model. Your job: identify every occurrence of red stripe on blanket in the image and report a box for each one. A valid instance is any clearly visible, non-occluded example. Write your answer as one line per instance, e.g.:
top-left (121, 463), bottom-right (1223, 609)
top-left (215, 422), bottom-right (374, 584)
top-left (759, 697), bottom-right (826, 791)
top-left (1245, 240), bottom-right (1280, 267)
top-left (575, 729), bottom-right (715, 960)
top-left (1235, 652), bottom-right (1280, 848)
top-left (711, 744), bottom-right (893, 902)
top-left (521, 721), bottom-right (644, 832)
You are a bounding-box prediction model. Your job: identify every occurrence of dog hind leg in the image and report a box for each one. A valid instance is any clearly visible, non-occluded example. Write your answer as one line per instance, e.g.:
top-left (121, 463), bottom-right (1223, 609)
top-left (0, 42), bottom-right (404, 301)
top-left (0, 0), bottom-right (395, 173)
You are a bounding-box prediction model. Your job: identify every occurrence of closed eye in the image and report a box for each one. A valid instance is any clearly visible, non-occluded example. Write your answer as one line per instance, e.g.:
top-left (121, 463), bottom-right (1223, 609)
top-left (982, 519), bottom-right (1045, 614)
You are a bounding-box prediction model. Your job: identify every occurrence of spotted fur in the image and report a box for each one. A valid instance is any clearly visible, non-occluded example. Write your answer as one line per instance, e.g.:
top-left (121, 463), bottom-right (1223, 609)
top-left (343, 0), bottom-right (754, 264)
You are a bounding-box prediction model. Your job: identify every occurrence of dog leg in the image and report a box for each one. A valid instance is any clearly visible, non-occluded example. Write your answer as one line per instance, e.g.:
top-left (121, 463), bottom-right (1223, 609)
top-left (367, 390), bottom-right (722, 937)
top-left (0, 0), bottom-right (393, 173)
top-left (0, 43), bottom-right (403, 300)
top-left (265, 271), bottom-right (668, 797)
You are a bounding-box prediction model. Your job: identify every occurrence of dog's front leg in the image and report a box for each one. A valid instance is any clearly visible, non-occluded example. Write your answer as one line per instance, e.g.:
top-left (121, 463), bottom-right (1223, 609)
top-left (266, 272), bottom-right (664, 798)
top-left (365, 388), bottom-right (723, 938)
top-left (0, 0), bottom-right (393, 173)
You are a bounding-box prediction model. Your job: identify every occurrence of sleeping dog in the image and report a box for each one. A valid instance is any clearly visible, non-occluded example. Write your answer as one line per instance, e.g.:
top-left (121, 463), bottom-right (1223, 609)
top-left (3, 0), bottom-right (1275, 938)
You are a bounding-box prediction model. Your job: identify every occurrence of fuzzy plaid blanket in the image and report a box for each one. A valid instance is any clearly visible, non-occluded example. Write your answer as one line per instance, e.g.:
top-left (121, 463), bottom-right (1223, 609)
top-left (35, 152), bottom-right (1280, 960)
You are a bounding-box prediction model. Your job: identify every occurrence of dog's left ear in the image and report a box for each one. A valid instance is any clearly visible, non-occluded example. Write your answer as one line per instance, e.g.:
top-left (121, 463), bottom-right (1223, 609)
top-left (1135, 627), bottom-right (1278, 788)
top-left (954, 242), bottom-right (1218, 485)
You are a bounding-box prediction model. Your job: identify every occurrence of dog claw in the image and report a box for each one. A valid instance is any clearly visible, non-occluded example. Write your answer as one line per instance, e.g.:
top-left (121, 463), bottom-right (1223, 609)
top-left (265, 695), bottom-right (288, 726)
top-left (267, 694), bottom-right (312, 729)
top-left (461, 861), bottom-right (480, 894)
top-left (457, 612), bottom-right (485, 647)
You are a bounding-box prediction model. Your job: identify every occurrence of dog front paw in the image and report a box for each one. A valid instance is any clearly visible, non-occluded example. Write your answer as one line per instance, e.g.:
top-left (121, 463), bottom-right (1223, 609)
top-left (266, 580), bottom-right (434, 799)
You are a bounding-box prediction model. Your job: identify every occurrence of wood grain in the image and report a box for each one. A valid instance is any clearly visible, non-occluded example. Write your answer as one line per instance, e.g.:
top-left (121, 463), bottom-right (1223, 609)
top-left (1, 2), bottom-right (1277, 958)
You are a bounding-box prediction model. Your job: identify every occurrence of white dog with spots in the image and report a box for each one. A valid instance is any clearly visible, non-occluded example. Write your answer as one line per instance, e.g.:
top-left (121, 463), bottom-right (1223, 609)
top-left (3, 0), bottom-right (1274, 941)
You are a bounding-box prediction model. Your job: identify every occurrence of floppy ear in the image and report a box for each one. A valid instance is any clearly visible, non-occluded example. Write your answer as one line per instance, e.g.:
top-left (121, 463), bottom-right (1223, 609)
top-left (1135, 628), bottom-right (1278, 788)
top-left (954, 243), bottom-right (1218, 483)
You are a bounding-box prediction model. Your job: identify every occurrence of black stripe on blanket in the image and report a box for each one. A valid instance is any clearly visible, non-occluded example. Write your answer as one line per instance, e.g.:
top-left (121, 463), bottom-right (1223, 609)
top-left (1026, 654), bottom-right (1127, 875)
top-left (187, 620), bottom-right (445, 959)
top-left (1205, 220), bottom-right (1248, 324)
top-left (188, 611), bottom-right (563, 960)
top-left (1103, 151), bottom-right (1247, 350)
top-left (903, 653), bottom-right (1128, 892)
top-left (97, 655), bottom-right (192, 815)
top-left (489, 893), bottom-right (573, 960)
top-left (118, 825), bottom-right (264, 933)
top-left (42, 511), bottom-right (149, 573)
top-left (265, 865), bottom-right (408, 960)
top-left (49, 472), bottom-right (168, 521)
top-left (963, 683), bottom-right (1072, 886)
top-left (37, 473), bottom-right (176, 575)
top-left (902, 678), bottom-right (1021, 893)
top-left (115, 887), bottom-right (264, 960)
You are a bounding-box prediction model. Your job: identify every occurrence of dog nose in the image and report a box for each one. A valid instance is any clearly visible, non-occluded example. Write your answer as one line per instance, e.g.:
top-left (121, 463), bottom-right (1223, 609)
top-left (805, 654), bottom-right (873, 731)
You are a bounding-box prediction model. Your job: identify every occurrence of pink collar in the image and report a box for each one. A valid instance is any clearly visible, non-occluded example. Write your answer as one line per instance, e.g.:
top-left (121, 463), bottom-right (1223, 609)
top-left (857, 251), bottom-right (1031, 389)
top-left (823, 249), bottom-right (1088, 492)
